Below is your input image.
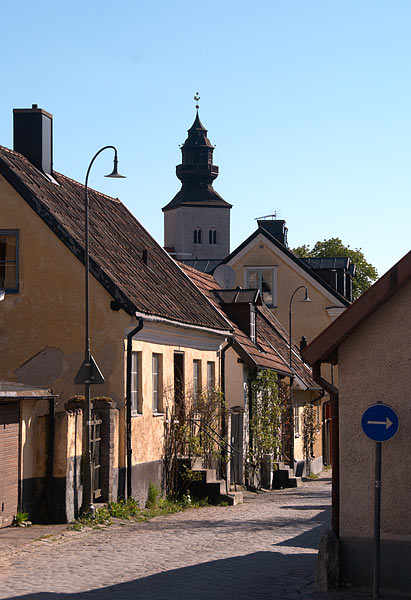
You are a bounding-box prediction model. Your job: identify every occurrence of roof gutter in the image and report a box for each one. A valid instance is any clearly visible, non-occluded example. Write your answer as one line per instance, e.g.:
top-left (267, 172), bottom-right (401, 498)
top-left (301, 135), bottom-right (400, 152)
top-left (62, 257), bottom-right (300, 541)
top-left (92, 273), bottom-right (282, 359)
top-left (312, 361), bottom-right (340, 538)
top-left (134, 311), bottom-right (233, 337)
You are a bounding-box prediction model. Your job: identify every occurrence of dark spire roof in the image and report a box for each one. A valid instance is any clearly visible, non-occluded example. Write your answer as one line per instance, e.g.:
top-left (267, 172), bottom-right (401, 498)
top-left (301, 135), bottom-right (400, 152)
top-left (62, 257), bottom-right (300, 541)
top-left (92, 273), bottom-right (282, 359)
top-left (162, 110), bottom-right (231, 212)
top-left (183, 111), bottom-right (214, 149)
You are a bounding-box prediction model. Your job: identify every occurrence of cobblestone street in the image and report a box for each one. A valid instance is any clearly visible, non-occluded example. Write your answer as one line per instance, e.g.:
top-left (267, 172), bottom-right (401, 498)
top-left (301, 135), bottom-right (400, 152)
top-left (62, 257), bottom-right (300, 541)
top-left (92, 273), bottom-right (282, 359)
top-left (0, 474), bottom-right (399, 600)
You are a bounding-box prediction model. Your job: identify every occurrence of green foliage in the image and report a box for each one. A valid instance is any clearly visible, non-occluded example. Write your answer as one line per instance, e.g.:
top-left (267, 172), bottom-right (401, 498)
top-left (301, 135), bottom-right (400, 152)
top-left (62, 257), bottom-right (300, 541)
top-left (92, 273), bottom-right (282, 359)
top-left (293, 237), bottom-right (378, 300)
top-left (146, 483), bottom-right (161, 509)
top-left (69, 494), bottom-right (210, 530)
top-left (247, 370), bottom-right (286, 488)
top-left (12, 511), bottom-right (30, 527)
top-left (108, 497), bottom-right (140, 519)
top-left (302, 403), bottom-right (317, 476)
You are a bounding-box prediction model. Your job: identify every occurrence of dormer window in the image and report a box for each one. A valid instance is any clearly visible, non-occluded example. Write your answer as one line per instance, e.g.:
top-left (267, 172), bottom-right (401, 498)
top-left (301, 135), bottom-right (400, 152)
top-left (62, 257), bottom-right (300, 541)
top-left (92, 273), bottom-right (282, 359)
top-left (209, 229), bottom-right (217, 244)
top-left (0, 231), bottom-right (19, 293)
top-left (194, 229), bottom-right (202, 244)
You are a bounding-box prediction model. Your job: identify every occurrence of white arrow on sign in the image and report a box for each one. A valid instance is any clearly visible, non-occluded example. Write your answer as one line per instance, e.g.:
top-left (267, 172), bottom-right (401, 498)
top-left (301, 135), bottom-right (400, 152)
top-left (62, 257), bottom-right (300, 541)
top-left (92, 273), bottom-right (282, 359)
top-left (367, 417), bottom-right (393, 429)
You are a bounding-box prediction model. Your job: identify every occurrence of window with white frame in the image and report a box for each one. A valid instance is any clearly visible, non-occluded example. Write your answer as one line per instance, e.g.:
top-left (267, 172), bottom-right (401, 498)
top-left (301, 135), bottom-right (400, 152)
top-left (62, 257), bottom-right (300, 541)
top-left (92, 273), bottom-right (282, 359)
top-left (193, 359), bottom-right (201, 403)
top-left (131, 351), bottom-right (142, 414)
top-left (244, 267), bottom-right (277, 306)
top-left (294, 405), bottom-right (300, 436)
top-left (207, 361), bottom-right (215, 396)
top-left (0, 230), bottom-right (19, 292)
top-left (152, 353), bottom-right (163, 413)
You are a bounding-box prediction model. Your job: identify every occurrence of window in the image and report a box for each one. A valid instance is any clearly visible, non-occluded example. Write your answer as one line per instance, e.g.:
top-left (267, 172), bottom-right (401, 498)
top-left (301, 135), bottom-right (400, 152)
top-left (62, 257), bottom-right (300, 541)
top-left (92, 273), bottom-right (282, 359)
top-left (0, 231), bottom-right (18, 292)
top-left (207, 361), bottom-right (215, 397)
top-left (194, 229), bottom-right (202, 244)
top-left (193, 359), bottom-right (201, 403)
top-left (152, 353), bottom-right (163, 413)
top-left (131, 351), bottom-right (142, 414)
top-left (209, 229), bottom-right (217, 244)
top-left (294, 405), bottom-right (300, 436)
top-left (250, 308), bottom-right (256, 343)
top-left (244, 267), bottom-right (277, 306)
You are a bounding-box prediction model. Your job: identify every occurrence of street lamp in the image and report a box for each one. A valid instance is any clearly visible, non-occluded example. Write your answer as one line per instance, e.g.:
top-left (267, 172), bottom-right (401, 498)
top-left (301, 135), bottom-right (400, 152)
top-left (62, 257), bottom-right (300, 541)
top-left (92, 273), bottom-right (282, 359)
top-left (75, 146), bottom-right (125, 516)
top-left (288, 285), bottom-right (311, 371)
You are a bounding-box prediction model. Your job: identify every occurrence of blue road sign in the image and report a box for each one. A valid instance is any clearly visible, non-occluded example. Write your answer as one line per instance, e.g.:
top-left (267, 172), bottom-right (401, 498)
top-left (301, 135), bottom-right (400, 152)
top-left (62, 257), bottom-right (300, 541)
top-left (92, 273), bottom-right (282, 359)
top-left (361, 404), bottom-right (399, 442)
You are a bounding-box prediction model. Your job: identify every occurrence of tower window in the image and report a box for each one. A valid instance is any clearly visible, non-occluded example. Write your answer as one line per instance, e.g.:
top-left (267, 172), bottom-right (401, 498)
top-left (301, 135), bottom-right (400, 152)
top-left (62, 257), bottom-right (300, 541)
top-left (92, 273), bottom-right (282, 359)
top-left (209, 229), bottom-right (217, 244)
top-left (194, 229), bottom-right (202, 244)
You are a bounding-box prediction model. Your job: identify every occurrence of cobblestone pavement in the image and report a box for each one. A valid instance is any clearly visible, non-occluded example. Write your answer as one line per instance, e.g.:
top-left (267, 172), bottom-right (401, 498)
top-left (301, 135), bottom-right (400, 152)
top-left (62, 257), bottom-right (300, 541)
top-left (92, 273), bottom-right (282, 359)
top-left (0, 474), bottom-right (403, 600)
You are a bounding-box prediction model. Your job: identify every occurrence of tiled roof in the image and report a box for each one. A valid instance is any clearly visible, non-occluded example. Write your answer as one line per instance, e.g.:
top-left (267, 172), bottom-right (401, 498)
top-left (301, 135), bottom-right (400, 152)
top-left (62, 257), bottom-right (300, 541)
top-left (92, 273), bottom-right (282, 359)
top-left (180, 263), bottom-right (318, 388)
top-left (0, 146), bottom-right (231, 332)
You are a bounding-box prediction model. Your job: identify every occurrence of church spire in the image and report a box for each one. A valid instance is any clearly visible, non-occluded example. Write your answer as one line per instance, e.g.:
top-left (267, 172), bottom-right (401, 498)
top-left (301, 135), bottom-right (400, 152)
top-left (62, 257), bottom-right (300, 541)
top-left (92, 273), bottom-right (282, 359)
top-left (163, 99), bottom-right (230, 211)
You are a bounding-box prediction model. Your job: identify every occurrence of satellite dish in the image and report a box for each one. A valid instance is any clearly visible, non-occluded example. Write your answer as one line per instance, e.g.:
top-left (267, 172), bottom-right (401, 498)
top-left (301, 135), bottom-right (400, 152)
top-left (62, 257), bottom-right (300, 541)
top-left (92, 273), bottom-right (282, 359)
top-left (213, 264), bottom-right (236, 289)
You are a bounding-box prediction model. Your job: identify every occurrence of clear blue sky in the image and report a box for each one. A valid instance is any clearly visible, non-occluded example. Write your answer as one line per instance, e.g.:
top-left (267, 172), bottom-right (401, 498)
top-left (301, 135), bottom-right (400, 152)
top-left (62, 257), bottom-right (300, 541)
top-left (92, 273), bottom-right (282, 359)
top-left (1, 0), bottom-right (411, 277)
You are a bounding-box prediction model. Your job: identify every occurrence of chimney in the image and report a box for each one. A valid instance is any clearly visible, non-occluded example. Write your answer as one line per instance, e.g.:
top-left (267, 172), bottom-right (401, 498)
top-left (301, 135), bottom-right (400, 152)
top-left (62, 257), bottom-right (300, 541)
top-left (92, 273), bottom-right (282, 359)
top-left (13, 104), bottom-right (53, 175)
top-left (257, 219), bottom-right (288, 247)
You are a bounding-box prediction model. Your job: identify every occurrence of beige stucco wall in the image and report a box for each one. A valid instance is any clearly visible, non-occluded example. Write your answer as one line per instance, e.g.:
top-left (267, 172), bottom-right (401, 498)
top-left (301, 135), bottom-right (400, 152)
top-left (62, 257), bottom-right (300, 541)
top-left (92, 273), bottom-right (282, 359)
top-left (227, 237), bottom-right (343, 347)
top-left (0, 175), bottom-right (131, 411)
top-left (338, 279), bottom-right (411, 542)
top-left (130, 337), bottom-right (221, 464)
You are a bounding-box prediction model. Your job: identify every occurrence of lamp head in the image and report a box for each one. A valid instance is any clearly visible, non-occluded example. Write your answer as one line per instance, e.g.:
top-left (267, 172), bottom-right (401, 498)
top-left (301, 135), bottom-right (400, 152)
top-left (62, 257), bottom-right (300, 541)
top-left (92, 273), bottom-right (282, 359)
top-left (301, 288), bottom-right (311, 303)
top-left (105, 155), bottom-right (126, 179)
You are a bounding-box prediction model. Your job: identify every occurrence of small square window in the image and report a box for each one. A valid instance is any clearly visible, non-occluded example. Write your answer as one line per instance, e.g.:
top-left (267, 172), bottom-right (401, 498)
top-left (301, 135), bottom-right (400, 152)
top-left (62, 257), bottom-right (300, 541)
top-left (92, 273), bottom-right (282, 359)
top-left (0, 231), bottom-right (19, 292)
top-left (244, 267), bottom-right (277, 307)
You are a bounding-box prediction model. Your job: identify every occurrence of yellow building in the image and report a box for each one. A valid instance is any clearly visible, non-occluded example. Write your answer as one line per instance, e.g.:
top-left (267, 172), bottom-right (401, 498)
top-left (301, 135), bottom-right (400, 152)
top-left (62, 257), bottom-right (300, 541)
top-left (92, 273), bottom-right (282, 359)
top-left (0, 105), bottom-right (232, 519)
top-left (222, 218), bottom-right (353, 474)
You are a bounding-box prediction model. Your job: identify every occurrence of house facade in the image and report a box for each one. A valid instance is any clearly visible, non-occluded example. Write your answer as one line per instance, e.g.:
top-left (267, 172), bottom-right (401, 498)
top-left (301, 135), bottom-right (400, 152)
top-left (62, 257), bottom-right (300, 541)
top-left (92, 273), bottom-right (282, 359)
top-left (0, 104), bottom-right (232, 521)
top-left (303, 251), bottom-right (411, 594)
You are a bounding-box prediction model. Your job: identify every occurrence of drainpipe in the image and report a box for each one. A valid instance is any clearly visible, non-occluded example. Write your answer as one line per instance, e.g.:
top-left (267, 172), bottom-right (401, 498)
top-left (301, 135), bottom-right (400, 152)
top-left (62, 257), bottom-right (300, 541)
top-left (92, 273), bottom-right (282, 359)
top-left (219, 337), bottom-right (234, 490)
top-left (46, 396), bottom-right (56, 518)
top-left (126, 319), bottom-right (144, 498)
top-left (312, 361), bottom-right (339, 538)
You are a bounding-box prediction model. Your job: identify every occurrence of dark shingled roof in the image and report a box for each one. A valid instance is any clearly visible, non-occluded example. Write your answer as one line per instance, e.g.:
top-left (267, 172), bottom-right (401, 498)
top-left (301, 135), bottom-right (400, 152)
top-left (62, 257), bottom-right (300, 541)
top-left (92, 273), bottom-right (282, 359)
top-left (0, 145), bottom-right (231, 332)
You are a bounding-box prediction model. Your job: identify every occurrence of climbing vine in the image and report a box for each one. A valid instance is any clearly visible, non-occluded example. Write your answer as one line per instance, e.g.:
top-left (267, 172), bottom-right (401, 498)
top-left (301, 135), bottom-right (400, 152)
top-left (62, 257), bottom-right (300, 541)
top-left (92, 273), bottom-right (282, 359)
top-left (163, 387), bottom-right (226, 496)
top-left (302, 403), bottom-right (317, 476)
top-left (247, 370), bottom-right (288, 488)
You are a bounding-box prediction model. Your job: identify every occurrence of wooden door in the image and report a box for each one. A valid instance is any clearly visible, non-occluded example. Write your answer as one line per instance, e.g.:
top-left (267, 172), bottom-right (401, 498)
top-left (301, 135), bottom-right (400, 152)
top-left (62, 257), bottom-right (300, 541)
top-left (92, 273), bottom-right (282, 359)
top-left (0, 402), bottom-right (19, 528)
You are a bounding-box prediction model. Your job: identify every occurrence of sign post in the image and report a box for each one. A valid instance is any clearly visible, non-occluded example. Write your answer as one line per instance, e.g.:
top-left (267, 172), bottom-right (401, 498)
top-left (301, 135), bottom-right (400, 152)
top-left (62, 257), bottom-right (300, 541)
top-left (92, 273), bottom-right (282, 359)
top-left (361, 403), bottom-right (399, 599)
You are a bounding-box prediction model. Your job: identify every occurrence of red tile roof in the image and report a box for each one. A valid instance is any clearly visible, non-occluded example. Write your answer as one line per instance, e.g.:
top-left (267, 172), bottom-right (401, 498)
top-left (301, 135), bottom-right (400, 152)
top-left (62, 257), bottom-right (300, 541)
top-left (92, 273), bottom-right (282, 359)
top-left (0, 146), bottom-right (231, 332)
top-left (180, 263), bottom-right (318, 388)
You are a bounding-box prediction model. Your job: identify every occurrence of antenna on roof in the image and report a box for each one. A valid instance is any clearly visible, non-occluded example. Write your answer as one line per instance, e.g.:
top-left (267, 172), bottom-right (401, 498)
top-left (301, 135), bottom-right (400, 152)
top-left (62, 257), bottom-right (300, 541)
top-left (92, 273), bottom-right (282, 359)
top-left (255, 212), bottom-right (277, 220)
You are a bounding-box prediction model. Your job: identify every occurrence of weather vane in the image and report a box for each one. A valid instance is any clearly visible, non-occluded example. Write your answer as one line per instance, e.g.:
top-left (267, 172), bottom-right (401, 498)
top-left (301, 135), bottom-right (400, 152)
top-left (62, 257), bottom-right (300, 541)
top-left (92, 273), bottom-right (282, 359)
top-left (194, 92), bottom-right (200, 110)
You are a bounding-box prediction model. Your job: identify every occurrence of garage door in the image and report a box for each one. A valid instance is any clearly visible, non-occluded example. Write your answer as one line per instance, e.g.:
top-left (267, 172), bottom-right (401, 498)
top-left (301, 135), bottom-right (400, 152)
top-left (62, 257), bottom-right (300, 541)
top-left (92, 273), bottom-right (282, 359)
top-left (0, 402), bottom-right (19, 528)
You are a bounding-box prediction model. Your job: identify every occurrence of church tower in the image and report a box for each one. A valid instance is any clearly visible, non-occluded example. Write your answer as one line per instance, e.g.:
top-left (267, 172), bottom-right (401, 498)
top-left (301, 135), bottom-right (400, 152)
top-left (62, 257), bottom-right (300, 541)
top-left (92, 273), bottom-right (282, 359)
top-left (163, 100), bottom-right (231, 270)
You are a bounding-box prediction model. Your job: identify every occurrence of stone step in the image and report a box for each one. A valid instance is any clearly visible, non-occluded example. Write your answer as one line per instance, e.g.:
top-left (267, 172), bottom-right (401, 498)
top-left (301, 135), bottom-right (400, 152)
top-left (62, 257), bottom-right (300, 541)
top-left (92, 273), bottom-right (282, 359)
top-left (221, 491), bottom-right (243, 506)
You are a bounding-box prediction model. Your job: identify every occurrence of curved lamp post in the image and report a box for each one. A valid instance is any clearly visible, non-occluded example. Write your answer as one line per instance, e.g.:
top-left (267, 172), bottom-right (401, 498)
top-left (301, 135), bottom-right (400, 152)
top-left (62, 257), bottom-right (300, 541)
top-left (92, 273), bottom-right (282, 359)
top-left (76, 146), bottom-right (125, 516)
top-left (288, 285), bottom-right (311, 371)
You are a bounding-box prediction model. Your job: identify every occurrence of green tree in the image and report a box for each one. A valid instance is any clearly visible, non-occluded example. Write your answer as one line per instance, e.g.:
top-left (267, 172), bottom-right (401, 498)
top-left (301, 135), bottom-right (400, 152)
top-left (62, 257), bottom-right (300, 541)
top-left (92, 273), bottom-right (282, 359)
top-left (293, 237), bottom-right (378, 300)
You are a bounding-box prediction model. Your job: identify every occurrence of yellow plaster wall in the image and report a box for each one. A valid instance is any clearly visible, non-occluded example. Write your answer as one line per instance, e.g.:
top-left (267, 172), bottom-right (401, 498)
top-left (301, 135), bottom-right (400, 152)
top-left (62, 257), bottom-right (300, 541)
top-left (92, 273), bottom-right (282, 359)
top-left (0, 175), bottom-right (131, 411)
top-left (229, 241), bottom-right (341, 346)
top-left (130, 338), bottom-right (220, 464)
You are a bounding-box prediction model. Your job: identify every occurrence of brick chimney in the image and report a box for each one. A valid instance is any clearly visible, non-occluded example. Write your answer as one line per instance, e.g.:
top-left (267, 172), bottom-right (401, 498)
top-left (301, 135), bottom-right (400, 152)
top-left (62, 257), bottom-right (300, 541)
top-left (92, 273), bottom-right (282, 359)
top-left (13, 104), bottom-right (53, 175)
